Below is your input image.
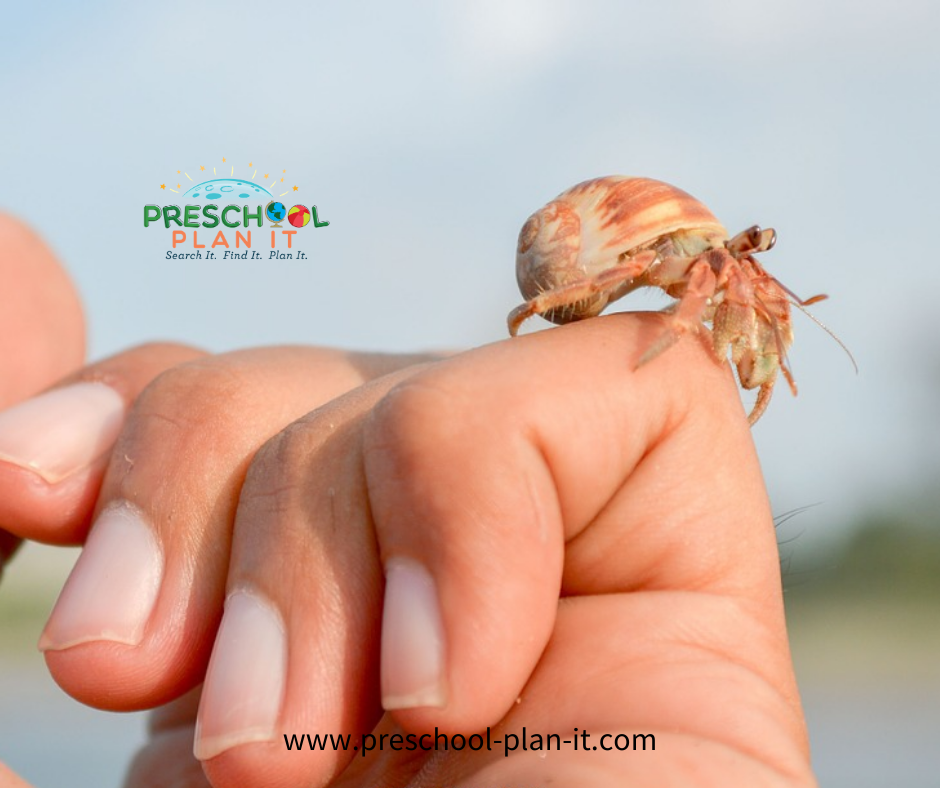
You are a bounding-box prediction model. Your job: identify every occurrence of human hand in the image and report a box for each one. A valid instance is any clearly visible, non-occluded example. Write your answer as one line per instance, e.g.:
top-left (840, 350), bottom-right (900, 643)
top-left (0, 336), bottom-right (440, 785)
top-left (0, 214), bottom-right (85, 572)
top-left (0, 214), bottom-right (85, 405)
top-left (6, 312), bottom-right (815, 786)
top-left (0, 213), bottom-right (205, 787)
top-left (0, 215), bottom-right (422, 785)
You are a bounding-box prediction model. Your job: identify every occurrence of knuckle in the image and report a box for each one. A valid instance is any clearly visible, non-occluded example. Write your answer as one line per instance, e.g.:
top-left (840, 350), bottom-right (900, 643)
top-left (247, 422), bottom-right (316, 497)
top-left (119, 358), bottom-right (254, 453)
top-left (139, 362), bottom-right (236, 420)
top-left (76, 341), bottom-right (205, 393)
top-left (239, 412), bottom-right (339, 520)
top-left (364, 375), bottom-right (460, 475)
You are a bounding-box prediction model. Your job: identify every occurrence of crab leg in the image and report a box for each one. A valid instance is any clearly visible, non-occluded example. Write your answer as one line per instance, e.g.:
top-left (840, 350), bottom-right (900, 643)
top-left (507, 250), bottom-right (658, 336)
top-left (748, 380), bottom-right (776, 425)
top-left (710, 260), bottom-right (757, 363)
top-left (637, 258), bottom-right (717, 366)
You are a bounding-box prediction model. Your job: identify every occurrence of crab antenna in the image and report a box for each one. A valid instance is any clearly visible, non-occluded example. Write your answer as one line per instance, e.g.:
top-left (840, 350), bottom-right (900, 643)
top-left (789, 300), bottom-right (859, 374)
top-left (758, 271), bottom-right (857, 374)
top-left (764, 274), bottom-right (828, 307)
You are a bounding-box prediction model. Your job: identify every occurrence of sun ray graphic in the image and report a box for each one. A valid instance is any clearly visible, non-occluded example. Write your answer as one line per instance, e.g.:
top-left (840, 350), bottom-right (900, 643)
top-left (161, 157), bottom-right (298, 199)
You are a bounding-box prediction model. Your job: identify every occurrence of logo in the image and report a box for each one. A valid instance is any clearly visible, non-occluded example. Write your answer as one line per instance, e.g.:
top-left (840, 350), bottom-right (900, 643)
top-left (144, 156), bottom-right (329, 260)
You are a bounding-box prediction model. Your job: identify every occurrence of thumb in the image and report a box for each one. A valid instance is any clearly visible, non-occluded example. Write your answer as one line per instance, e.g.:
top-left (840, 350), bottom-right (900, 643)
top-left (0, 213), bottom-right (86, 406)
top-left (0, 214), bottom-right (86, 573)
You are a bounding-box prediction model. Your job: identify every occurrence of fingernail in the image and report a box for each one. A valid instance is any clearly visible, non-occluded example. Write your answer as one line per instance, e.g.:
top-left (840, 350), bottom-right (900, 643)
top-left (194, 590), bottom-right (287, 761)
top-left (0, 382), bottom-right (125, 483)
top-left (381, 557), bottom-right (447, 710)
top-left (39, 502), bottom-right (162, 651)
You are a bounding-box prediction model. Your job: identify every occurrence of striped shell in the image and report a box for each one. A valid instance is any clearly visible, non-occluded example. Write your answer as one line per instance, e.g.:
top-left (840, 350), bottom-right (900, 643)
top-left (516, 176), bottom-right (728, 300)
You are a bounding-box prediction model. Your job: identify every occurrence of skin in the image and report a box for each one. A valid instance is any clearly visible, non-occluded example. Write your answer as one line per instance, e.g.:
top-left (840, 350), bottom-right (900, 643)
top-left (0, 217), bottom-right (817, 788)
top-left (0, 215), bottom-right (86, 571)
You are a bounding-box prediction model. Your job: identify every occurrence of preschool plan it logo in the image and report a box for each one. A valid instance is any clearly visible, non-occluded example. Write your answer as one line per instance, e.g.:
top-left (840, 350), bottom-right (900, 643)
top-left (144, 156), bottom-right (329, 260)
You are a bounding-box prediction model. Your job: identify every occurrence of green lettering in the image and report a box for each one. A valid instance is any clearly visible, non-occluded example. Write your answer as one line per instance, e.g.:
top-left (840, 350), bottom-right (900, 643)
top-left (243, 204), bottom-right (264, 227)
top-left (202, 205), bottom-right (220, 228)
top-left (311, 205), bottom-right (330, 228)
top-left (162, 205), bottom-right (182, 228)
top-left (143, 205), bottom-right (162, 227)
top-left (183, 205), bottom-right (200, 228)
top-left (222, 205), bottom-right (241, 228)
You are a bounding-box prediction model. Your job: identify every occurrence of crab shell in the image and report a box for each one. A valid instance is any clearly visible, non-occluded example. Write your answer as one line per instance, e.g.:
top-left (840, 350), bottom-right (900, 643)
top-left (516, 176), bottom-right (730, 319)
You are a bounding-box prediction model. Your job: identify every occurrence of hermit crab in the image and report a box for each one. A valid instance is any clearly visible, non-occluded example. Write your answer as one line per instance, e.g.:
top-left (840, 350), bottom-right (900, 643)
top-left (508, 176), bottom-right (848, 424)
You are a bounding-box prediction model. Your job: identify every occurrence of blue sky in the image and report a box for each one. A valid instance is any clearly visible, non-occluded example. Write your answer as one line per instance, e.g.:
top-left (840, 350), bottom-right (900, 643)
top-left (2, 0), bottom-right (939, 543)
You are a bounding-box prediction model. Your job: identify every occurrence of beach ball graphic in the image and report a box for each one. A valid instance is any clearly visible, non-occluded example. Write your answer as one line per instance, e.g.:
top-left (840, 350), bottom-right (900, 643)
top-left (288, 204), bottom-right (310, 228)
top-left (265, 201), bottom-right (286, 223)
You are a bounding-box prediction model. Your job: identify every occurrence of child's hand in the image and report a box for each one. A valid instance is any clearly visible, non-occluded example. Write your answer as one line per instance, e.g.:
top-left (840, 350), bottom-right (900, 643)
top-left (1, 315), bottom-right (815, 787)
top-left (0, 214), bottom-right (84, 573)
top-left (0, 214), bottom-right (85, 405)
top-left (0, 214), bottom-right (195, 787)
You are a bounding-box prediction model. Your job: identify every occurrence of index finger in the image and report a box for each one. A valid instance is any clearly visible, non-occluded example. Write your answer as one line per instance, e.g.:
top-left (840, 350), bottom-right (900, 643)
top-left (364, 312), bottom-right (787, 726)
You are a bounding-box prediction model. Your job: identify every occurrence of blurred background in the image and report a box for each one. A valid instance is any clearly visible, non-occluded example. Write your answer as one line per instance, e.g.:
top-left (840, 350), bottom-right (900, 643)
top-left (1, 0), bottom-right (938, 785)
